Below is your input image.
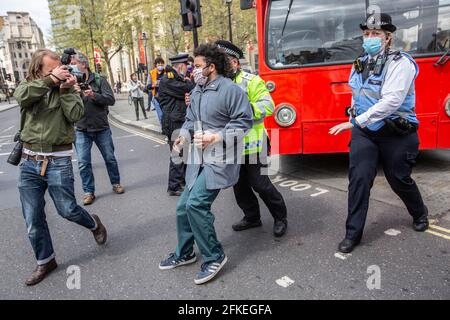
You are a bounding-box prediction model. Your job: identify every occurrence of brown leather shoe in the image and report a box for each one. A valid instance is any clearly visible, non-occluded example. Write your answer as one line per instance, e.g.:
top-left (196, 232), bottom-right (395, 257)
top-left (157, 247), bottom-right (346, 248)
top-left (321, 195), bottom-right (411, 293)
top-left (112, 184), bottom-right (125, 194)
top-left (83, 193), bottom-right (95, 205)
top-left (25, 258), bottom-right (58, 286)
top-left (91, 214), bottom-right (107, 245)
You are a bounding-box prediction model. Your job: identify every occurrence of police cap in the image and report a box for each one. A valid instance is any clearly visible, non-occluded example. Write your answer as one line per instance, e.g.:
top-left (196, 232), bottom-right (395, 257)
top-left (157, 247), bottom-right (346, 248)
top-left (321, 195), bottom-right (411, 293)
top-left (360, 13), bottom-right (397, 33)
top-left (216, 40), bottom-right (244, 59)
top-left (169, 53), bottom-right (190, 65)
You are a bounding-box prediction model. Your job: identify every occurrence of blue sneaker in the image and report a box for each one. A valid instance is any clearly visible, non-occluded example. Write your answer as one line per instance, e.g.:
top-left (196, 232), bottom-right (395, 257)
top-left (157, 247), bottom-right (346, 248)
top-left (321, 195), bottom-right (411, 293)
top-left (194, 254), bottom-right (228, 285)
top-left (159, 252), bottom-right (197, 270)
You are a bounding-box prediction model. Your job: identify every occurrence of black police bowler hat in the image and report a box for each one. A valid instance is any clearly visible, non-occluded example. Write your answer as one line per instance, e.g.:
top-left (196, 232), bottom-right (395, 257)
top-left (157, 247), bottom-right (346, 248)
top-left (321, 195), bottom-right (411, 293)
top-left (360, 13), bottom-right (397, 33)
top-left (169, 53), bottom-right (189, 64)
top-left (215, 40), bottom-right (244, 59)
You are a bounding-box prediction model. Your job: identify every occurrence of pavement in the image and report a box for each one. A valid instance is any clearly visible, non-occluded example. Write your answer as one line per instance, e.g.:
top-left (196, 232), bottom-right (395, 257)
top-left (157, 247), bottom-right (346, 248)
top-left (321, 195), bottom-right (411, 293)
top-left (109, 93), bottom-right (162, 134)
top-left (0, 103), bottom-right (449, 300)
top-left (0, 98), bottom-right (18, 113)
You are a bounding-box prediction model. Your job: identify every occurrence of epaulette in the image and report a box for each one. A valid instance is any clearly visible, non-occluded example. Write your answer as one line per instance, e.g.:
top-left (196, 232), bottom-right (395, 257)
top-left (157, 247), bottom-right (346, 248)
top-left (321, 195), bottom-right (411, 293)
top-left (168, 72), bottom-right (174, 79)
top-left (389, 50), bottom-right (402, 61)
top-left (241, 71), bottom-right (256, 81)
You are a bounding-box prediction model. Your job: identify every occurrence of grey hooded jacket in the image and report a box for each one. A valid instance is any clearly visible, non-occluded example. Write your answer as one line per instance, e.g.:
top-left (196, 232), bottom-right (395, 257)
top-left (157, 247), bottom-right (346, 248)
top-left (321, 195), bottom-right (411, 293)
top-left (179, 75), bottom-right (253, 191)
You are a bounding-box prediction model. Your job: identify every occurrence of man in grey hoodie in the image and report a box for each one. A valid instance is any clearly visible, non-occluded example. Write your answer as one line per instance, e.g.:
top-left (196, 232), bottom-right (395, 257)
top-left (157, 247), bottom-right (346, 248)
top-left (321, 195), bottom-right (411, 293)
top-left (159, 44), bottom-right (253, 285)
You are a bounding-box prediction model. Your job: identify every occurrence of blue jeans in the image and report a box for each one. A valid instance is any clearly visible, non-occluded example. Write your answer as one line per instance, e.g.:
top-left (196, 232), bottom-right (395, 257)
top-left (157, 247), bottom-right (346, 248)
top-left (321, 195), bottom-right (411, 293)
top-left (152, 97), bottom-right (163, 125)
top-left (18, 157), bottom-right (97, 265)
top-left (75, 128), bottom-right (121, 194)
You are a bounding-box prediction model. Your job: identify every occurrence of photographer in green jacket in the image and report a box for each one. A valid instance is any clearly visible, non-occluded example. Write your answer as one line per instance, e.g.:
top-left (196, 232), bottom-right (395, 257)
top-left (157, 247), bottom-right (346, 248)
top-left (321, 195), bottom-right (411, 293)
top-left (13, 49), bottom-right (107, 286)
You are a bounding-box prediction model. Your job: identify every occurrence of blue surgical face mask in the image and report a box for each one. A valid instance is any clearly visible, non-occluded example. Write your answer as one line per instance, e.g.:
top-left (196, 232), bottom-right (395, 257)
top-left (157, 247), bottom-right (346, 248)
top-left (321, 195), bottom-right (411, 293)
top-left (70, 64), bottom-right (81, 73)
top-left (362, 37), bottom-right (382, 56)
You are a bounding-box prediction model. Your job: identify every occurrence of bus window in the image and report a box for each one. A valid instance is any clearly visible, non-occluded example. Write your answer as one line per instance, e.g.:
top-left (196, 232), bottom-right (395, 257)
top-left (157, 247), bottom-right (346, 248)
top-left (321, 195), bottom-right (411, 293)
top-left (266, 0), bottom-right (450, 69)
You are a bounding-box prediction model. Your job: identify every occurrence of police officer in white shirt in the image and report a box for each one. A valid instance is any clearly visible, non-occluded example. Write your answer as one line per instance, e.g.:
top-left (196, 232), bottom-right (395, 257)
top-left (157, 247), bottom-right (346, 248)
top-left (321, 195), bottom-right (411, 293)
top-left (329, 13), bottom-right (429, 253)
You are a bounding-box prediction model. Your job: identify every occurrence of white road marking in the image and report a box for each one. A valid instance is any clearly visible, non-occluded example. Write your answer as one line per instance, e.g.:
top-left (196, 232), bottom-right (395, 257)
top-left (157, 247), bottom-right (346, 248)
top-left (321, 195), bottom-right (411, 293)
top-left (291, 184), bottom-right (311, 191)
top-left (334, 252), bottom-right (352, 260)
top-left (1, 126), bottom-right (14, 133)
top-left (384, 229), bottom-right (401, 236)
top-left (108, 117), bottom-right (166, 144)
top-left (0, 171), bottom-right (4, 174)
top-left (310, 187), bottom-right (329, 197)
top-left (115, 134), bottom-right (137, 140)
top-left (130, 149), bottom-right (134, 152)
top-left (270, 175), bottom-right (330, 198)
top-left (0, 152), bottom-right (12, 156)
top-left (154, 145), bottom-right (161, 148)
top-left (276, 276), bottom-right (295, 288)
top-left (279, 180), bottom-right (298, 188)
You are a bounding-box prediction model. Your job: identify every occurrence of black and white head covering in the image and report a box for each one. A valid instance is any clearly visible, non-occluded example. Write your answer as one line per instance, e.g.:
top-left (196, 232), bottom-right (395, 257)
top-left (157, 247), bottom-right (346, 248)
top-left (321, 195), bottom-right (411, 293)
top-left (216, 40), bottom-right (244, 59)
top-left (360, 13), bottom-right (397, 33)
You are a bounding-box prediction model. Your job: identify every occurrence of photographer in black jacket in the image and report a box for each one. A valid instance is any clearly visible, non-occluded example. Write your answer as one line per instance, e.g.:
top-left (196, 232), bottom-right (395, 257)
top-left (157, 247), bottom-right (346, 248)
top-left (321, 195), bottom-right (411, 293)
top-left (71, 50), bottom-right (125, 205)
top-left (159, 53), bottom-right (195, 196)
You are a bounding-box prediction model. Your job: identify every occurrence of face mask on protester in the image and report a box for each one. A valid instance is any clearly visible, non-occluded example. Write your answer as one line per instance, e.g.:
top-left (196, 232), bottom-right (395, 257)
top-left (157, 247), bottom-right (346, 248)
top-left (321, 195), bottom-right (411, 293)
top-left (157, 65), bottom-right (164, 72)
top-left (193, 65), bottom-right (210, 86)
top-left (362, 37), bottom-right (383, 56)
top-left (187, 64), bottom-right (194, 73)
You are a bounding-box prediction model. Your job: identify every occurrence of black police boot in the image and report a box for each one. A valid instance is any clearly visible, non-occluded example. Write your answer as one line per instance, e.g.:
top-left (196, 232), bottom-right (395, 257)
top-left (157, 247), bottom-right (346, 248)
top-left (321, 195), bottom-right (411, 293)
top-left (232, 218), bottom-right (262, 232)
top-left (413, 207), bottom-right (429, 232)
top-left (338, 238), bottom-right (361, 254)
top-left (273, 219), bottom-right (287, 237)
top-left (413, 216), bottom-right (429, 232)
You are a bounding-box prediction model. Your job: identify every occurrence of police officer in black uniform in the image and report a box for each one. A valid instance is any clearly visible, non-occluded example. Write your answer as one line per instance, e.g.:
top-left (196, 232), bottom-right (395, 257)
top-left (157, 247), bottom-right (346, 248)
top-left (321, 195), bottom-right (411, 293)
top-left (330, 13), bottom-right (429, 253)
top-left (159, 53), bottom-right (195, 196)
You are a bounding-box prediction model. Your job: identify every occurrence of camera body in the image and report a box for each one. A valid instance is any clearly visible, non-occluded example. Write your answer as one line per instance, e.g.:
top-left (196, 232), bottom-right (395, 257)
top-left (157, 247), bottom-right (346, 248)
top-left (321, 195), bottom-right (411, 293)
top-left (7, 131), bottom-right (23, 166)
top-left (61, 48), bottom-right (88, 86)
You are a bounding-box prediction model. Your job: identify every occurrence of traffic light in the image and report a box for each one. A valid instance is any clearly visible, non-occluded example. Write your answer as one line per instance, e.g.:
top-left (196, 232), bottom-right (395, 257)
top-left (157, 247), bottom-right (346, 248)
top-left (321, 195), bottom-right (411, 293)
top-left (180, 0), bottom-right (202, 31)
top-left (96, 64), bottom-right (102, 73)
top-left (240, 0), bottom-right (255, 10)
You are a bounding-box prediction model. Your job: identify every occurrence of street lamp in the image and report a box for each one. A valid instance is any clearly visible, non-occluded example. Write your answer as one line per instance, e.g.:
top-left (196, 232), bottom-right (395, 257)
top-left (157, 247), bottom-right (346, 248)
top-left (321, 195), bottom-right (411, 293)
top-left (225, 0), bottom-right (233, 43)
top-left (140, 32), bottom-right (149, 78)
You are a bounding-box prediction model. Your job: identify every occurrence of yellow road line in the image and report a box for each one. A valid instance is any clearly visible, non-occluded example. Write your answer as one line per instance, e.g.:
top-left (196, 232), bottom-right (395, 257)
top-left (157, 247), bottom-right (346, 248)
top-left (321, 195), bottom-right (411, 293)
top-left (429, 224), bottom-right (450, 234)
top-left (425, 229), bottom-right (450, 240)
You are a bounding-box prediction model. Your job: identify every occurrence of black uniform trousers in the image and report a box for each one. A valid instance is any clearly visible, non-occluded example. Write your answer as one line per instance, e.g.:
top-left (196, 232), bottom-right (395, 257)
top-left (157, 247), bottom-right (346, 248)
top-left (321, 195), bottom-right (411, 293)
top-left (346, 126), bottom-right (428, 241)
top-left (168, 140), bottom-right (186, 192)
top-left (233, 155), bottom-right (287, 222)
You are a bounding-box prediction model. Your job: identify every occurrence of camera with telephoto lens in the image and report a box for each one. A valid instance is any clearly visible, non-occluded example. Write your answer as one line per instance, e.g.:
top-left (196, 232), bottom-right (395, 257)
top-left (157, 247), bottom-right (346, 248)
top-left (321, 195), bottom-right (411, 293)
top-left (60, 48), bottom-right (87, 86)
top-left (7, 131), bottom-right (23, 166)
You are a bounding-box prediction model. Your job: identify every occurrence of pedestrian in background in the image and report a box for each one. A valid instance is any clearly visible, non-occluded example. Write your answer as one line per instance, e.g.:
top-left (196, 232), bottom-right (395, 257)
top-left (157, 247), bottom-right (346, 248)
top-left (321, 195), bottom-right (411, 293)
top-left (159, 53), bottom-right (195, 196)
top-left (14, 49), bottom-right (107, 286)
top-left (149, 57), bottom-right (166, 123)
top-left (129, 72), bottom-right (147, 121)
top-left (144, 71), bottom-right (153, 112)
top-left (159, 44), bottom-right (253, 285)
top-left (71, 50), bottom-right (125, 206)
top-left (116, 81), bottom-right (122, 94)
top-left (186, 56), bottom-right (194, 80)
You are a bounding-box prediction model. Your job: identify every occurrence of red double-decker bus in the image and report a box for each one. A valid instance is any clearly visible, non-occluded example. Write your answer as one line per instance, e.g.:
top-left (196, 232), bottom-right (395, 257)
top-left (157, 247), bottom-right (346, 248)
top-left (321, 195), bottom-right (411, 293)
top-left (242, 0), bottom-right (450, 154)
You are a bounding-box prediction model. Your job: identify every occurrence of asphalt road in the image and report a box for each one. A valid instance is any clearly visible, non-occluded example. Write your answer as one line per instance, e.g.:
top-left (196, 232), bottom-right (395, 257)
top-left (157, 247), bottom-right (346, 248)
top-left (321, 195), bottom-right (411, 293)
top-left (0, 106), bottom-right (449, 300)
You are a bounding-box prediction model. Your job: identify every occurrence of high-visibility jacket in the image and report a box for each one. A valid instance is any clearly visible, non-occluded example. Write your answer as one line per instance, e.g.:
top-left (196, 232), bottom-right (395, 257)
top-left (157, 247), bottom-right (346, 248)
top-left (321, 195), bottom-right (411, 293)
top-left (349, 51), bottom-right (419, 131)
top-left (234, 70), bottom-right (275, 155)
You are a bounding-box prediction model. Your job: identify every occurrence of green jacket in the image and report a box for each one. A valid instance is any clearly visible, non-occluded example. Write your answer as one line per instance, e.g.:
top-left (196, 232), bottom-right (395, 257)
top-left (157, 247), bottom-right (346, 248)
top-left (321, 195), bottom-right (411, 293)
top-left (234, 70), bottom-right (275, 155)
top-left (14, 76), bottom-right (85, 153)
